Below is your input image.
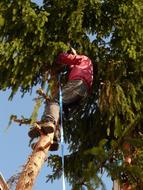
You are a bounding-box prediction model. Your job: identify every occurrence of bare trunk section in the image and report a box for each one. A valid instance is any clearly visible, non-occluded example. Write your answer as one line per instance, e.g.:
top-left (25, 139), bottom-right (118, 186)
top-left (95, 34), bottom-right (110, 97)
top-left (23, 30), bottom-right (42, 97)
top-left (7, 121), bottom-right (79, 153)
top-left (0, 173), bottom-right (9, 190)
top-left (16, 133), bottom-right (54, 190)
top-left (113, 180), bottom-right (121, 190)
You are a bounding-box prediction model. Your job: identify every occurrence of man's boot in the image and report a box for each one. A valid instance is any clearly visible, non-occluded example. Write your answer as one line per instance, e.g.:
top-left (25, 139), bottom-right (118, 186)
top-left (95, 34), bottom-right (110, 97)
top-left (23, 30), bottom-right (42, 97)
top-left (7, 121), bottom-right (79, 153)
top-left (28, 128), bottom-right (40, 139)
top-left (28, 123), bottom-right (41, 139)
top-left (28, 121), bottom-right (55, 139)
top-left (41, 121), bottom-right (55, 134)
top-left (30, 129), bottom-right (60, 151)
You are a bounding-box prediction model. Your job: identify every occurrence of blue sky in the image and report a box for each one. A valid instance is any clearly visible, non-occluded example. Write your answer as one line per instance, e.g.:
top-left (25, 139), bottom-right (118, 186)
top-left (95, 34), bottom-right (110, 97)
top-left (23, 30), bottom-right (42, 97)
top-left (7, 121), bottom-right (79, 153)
top-left (0, 88), bottom-right (112, 190)
top-left (0, 88), bottom-right (67, 190)
top-left (0, 0), bottom-right (113, 189)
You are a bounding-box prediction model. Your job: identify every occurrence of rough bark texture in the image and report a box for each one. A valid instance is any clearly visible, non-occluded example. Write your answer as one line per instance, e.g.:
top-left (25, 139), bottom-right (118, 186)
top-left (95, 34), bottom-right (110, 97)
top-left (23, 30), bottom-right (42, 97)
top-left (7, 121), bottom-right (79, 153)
top-left (16, 133), bottom-right (54, 190)
top-left (0, 173), bottom-right (9, 190)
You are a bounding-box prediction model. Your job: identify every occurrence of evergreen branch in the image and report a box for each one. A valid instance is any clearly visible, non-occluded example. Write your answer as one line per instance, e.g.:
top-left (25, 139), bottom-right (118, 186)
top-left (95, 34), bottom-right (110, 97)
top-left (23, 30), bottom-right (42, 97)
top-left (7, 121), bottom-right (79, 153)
top-left (36, 88), bottom-right (50, 102)
top-left (13, 117), bottom-right (47, 126)
top-left (5, 115), bottom-right (18, 131)
top-left (85, 117), bottom-right (140, 178)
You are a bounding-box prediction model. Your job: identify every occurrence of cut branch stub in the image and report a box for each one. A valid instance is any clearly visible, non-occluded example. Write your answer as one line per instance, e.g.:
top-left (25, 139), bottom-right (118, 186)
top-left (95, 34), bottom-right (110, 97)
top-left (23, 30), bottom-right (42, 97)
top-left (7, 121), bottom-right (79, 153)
top-left (36, 88), bottom-right (50, 102)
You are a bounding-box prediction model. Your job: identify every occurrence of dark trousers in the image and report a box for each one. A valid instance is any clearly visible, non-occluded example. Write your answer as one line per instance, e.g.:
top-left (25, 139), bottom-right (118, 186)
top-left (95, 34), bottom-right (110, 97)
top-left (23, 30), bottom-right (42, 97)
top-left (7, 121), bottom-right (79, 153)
top-left (42, 80), bottom-right (88, 126)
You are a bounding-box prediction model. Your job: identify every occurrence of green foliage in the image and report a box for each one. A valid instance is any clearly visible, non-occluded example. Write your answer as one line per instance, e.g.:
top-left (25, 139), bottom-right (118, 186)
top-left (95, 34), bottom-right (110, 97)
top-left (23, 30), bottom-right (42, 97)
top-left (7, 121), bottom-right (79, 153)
top-left (0, 0), bottom-right (69, 97)
top-left (1, 0), bottom-right (143, 189)
top-left (6, 114), bottom-right (17, 131)
top-left (30, 97), bottom-right (42, 124)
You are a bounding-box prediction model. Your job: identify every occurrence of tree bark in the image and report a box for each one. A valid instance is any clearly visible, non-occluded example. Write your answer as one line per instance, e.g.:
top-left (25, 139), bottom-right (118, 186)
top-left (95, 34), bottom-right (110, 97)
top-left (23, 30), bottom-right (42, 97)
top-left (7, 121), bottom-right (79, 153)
top-left (16, 73), bottom-right (59, 190)
top-left (16, 133), bottom-right (54, 190)
top-left (113, 180), bottom-right (121, 190)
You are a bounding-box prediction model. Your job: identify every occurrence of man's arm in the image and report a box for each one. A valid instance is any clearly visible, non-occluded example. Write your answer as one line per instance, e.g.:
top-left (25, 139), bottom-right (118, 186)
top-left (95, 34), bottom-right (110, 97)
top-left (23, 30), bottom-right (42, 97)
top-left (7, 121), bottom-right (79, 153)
top-left (56, 53), bottom-right (78, 66)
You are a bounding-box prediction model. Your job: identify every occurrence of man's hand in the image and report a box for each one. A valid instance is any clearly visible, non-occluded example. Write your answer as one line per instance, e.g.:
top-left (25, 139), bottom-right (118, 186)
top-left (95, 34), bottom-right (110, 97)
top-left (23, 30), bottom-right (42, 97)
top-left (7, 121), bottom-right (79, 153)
top-left (54, 65), bottom-right (64, 73)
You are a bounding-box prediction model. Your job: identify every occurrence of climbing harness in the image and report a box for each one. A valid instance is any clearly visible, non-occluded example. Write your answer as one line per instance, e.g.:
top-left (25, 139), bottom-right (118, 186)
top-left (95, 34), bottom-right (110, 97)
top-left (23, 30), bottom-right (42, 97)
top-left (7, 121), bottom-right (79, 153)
top-left (59, 74), bottom-right (66, 190)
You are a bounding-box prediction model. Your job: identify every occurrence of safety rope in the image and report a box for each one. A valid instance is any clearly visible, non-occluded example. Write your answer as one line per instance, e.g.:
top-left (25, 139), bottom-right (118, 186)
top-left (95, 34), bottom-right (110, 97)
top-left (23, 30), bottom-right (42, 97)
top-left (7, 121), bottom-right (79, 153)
top-left (59, 74), bottom-right (66, 190)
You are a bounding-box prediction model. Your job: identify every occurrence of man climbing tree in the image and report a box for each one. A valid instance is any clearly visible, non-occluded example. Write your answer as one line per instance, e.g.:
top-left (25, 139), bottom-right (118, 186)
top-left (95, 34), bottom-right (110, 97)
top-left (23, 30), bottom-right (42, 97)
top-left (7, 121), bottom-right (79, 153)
top-left (0, 0), bottom-right (143, 189)
top-left (28, 47), bottom-right (93, 151)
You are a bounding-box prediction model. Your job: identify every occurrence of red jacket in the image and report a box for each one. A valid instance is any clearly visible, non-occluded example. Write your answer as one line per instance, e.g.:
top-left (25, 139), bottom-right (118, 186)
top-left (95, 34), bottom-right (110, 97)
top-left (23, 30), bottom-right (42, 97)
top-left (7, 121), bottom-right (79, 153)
top-left (57, 53), bottom-right (93, 90)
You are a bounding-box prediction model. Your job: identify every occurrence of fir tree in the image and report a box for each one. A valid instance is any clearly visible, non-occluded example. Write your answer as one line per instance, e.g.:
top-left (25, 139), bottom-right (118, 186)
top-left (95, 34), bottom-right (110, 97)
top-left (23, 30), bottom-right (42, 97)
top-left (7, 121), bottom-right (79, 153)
top-left (0, 0), bottom-right (143, 189)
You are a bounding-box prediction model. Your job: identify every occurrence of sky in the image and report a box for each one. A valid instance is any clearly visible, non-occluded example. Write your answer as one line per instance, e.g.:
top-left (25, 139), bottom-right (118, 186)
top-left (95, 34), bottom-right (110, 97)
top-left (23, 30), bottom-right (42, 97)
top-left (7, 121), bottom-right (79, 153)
top-left (0, 88), bottom-right (112, 190)
top-left (0, 88), bottom-right (67, 190)
top-left (0, 0), bottom-right (113, 189)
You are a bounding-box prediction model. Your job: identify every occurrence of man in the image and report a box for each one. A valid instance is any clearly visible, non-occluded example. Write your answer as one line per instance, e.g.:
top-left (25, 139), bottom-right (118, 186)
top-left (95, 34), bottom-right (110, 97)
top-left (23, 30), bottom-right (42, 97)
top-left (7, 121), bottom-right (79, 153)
top-left (28, 48), bottom-right (93, 151)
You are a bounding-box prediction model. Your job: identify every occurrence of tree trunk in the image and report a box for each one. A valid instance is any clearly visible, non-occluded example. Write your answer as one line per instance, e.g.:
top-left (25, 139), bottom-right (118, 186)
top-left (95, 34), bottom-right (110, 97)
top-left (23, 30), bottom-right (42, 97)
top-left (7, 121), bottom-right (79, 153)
top-left (16, 74), bottom-right (59, 189)
top-left (16, 133), bottom-right (54, 190)
top-left (0, 172), bottom-right (9, 190)
top-left (113, 180), bottom-right (121, 190)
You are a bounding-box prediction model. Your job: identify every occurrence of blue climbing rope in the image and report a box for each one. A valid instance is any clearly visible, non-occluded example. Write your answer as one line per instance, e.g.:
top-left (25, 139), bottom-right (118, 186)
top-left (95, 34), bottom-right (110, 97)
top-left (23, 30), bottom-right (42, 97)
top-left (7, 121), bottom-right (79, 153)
top-left (59, 74), bottom-right (66, 190)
